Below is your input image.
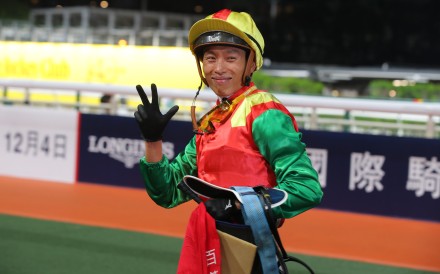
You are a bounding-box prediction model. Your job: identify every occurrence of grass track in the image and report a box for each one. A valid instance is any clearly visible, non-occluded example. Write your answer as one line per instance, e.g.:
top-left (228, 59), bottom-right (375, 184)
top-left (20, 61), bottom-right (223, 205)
top-left (1, 214), bottom-right (437, 274)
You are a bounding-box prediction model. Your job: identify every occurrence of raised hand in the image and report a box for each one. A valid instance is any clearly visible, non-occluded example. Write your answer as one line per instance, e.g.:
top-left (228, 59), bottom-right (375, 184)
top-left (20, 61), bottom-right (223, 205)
top-left (134, 84), bottom-right (179, 142)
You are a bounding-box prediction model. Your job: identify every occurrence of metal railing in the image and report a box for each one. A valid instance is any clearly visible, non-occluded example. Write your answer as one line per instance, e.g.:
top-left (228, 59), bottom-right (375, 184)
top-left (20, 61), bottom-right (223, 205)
top-left (0, 7), bottom-right (202, 47)
top-left (1, 79), bottom-right (439, 138)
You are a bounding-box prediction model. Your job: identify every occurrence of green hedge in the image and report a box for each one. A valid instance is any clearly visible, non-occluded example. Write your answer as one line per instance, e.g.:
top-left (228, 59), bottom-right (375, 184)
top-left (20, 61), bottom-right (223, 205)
top-left (368, 80), bottom-right (440, 101)
top-left (253, 71), bottom-right (324, 95)
top-left (254, 71), bottom-right (440, 101)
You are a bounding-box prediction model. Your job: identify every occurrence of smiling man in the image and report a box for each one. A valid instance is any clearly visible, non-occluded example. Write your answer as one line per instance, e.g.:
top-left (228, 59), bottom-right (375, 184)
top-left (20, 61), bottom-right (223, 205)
top-left (134, 9), bottom-right (323, 273)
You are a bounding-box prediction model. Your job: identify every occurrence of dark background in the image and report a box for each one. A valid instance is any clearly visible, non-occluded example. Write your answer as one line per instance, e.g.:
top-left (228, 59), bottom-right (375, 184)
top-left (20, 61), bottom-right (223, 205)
top-left (25, 0), bottom-right (440, 68)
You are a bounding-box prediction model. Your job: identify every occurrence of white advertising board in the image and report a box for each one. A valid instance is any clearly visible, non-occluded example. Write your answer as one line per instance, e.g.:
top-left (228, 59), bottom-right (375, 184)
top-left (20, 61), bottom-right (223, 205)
top-left (0, 105), bottom-right (78, 184)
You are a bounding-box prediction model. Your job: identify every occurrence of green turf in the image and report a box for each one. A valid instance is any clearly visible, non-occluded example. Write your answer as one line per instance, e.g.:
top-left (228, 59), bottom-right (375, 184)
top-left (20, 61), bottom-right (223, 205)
top-left (0, 214), bottom-right (437, 274)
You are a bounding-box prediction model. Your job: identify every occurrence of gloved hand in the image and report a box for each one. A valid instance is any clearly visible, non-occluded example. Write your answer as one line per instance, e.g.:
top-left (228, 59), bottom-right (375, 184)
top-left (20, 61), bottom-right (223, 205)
top-left (204, 198), bottom-right (242, 222)
top-left (134, 84), bottom-right (179, 142)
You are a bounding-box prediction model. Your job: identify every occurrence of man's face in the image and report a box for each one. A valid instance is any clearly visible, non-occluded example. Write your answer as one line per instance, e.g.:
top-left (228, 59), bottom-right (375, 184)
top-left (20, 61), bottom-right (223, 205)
top-left (202, 45), bottom-right (254, 98)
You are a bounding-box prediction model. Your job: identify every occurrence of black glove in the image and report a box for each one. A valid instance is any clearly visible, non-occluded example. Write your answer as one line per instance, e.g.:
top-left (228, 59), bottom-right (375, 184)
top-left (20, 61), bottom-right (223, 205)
top-left (204, 198), bottom-right (242, 222)
top-left (134, 84), bottom-right (179, 142)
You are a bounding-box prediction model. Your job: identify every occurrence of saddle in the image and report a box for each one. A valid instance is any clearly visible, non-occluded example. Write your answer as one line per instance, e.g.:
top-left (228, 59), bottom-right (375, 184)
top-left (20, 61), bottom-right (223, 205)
top-left (179, 175), bottom-right (315, 274)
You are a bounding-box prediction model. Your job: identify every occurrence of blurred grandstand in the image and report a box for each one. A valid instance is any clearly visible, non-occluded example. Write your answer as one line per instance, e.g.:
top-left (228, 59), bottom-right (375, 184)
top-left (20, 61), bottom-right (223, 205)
top-left (0, 7), bottom-right (201, 47)
top-left (2, 5), bottom-right (440, 97)
top-left (0, 6), bottom-right (439, 138)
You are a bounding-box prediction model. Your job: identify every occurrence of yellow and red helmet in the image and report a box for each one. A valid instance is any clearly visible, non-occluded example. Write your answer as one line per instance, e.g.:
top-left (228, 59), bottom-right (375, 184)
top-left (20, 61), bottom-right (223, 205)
top-left (188, 9), bottom-right (265, 86)
top-left (188, 9), bottom-right (264, 69)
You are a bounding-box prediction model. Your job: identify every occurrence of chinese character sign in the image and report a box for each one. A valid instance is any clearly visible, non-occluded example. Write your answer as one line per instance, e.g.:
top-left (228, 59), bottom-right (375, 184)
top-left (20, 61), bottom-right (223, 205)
top-left (406, 156), bottom-right (440, 199)
top-left (0, 105), bottom-right (78, 183)
top-left (349, 151), bottom-right (385, 193)
top-left (307, 148), bottom-right (328, 188)
top-left (301, 129), bottom-right (440, 222)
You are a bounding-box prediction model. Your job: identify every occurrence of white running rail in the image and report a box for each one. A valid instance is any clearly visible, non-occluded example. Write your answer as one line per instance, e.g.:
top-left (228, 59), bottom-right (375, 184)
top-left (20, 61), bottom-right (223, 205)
top-left (1, 79), bottom-right (439, 138)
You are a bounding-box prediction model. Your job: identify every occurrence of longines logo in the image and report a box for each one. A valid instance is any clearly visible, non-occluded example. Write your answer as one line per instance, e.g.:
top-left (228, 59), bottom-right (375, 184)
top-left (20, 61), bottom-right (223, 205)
top-left (87, 135), bottom-right (175, 168)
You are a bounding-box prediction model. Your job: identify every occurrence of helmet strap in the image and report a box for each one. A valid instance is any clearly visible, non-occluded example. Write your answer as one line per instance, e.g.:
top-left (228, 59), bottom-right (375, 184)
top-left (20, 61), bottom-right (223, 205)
top-left (195, 55), bottom-right (209, 87)
top-left (191, 80), bottom-right (204, 134)
top-left (242, 50), bottom-right (255, 86)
